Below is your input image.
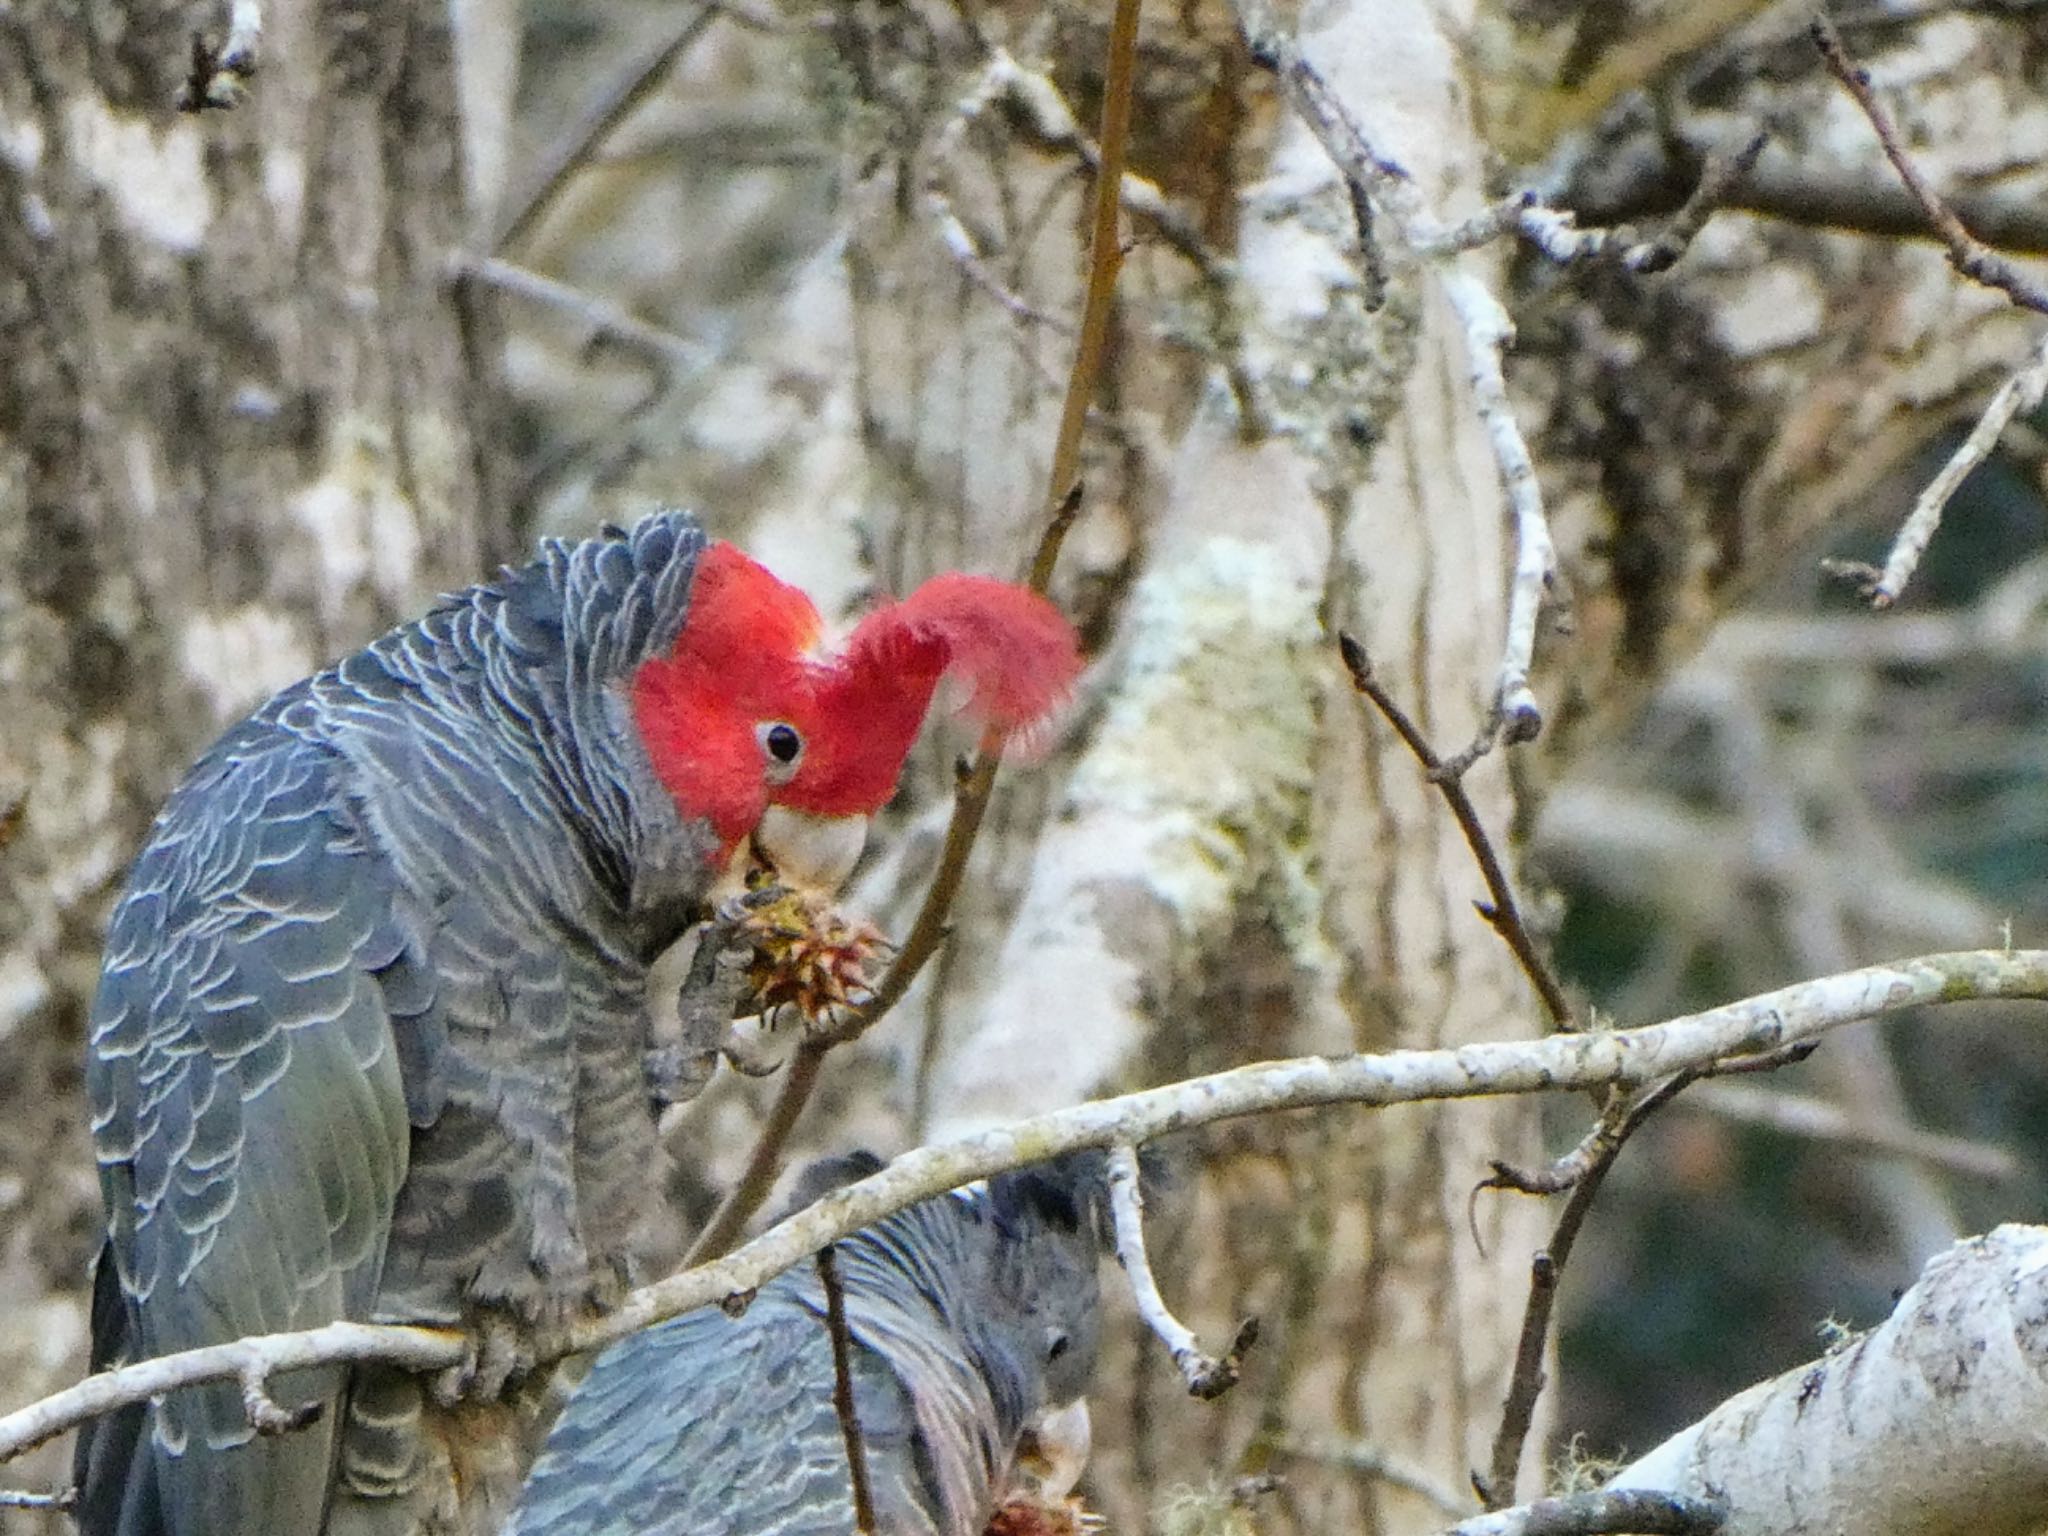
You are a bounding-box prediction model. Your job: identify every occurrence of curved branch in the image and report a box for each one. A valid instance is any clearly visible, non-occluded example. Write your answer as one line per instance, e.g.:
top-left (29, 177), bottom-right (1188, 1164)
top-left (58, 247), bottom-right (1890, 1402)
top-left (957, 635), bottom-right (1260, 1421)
top-left (10, 948), bottom-right (2048, 1469)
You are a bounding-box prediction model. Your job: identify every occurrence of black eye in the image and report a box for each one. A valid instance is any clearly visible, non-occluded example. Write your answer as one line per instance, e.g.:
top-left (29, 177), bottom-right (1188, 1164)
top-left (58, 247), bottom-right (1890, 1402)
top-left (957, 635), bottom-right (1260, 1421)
top-left (1045, 1331), bottom-right (1070, 1363)
top-left (759, 722), bottom-right (804, 765)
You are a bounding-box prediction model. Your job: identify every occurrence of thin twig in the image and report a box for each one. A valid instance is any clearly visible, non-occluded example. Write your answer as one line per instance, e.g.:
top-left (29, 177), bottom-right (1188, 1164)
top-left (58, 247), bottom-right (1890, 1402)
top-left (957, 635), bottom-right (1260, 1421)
top-left (1810, 17), bottom-right (2048, 608)
top-left (1272, 1437), bottom-right (1470, 1519)
top-left (1443, 271), bottom-right (1552, 759)
top-left (1855, 332), bottom-right (2048, 607)
top-left (450, 253), bottom-right (710, 372)
top-left (1106, 1144), bottom-right (1257, 1399)
top-left (682, 1036), bottom-right (827, 1265)
top-left (1443, 1488), bottom-right (1728, 1536)
top-left (1626, 133), bottom-right (1770, 274)
top-left (1684, 1079), bottom-right (2018, 1179)
top-left (14, 949), bottom-right (2048, 1469)
top-left (1430, 134), bottom-right (1768, 272)
top-left (1575, 136), bottom-right (2048, 255)
top-left (817, 1244), bottom-right (877, 1535)
top-left (1480, 1073), bottom-right (1701, 1507)
top-left (680, 0), bottom-right (1138, 1259)
top-left (1813, 16), bottom-right (2048, 315)
top-left (1341, 634), bottom-right (1574, 1030)
top-left (494, 2), bottom-right (724, 251)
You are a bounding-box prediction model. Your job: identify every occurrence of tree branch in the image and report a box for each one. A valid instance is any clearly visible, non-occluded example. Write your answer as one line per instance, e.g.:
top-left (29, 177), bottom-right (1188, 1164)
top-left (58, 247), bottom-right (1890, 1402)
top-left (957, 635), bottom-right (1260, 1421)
top-left (12, 949), bottom-right (2048, 1469)
top-left (1479, 1074), bottom-right (1703, 1507)
top-left (492, 1), bottom-right (724, 251)
top-left (1442, 1489), bottom-right (1727, 1536)
top-left (1106, 1144), bottom-right (1257, 1399)
top-left (1340, 634), bottom-right (1574, 1030)
top-left (1610, 1224), bottom-right (2048, 1536)
top-left (1813, 17), bottom-right (2048, 316)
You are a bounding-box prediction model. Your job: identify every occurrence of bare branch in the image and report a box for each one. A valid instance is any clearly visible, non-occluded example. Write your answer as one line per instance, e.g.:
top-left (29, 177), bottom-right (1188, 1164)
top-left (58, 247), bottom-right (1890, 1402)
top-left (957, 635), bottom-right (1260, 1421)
top-left (1106, 1145), bottom-right (1257, 1399)
top-left (0, 1322), bottom-right (462, 1466)
top-left (1813, 16), bottom-right (2048, 315)
top-left (1574, 136), bottom-right (2048, 256)
top-left (682, 1038), bottom-right (828, 1266)
top-left (0, 1487), bottom-right (72, 1512)
top-left (1432, 134), bottom-right (1767, 272)
top-left (1443, 270), bottom-right (1553, 755)
top-left (14, 949), bottom-right (2048, 1470)
top-left (1341, 634), bottom-right (1574, 1030)
top-left (1481, 1075), bottom-right (1700, 1507)
top-left (1273, 1437), bottom-right (1472, 1519)
top-left (1614, 1225), bottom-right (2048, 1536)
top-left (449, 253), bottom-right (711, 373)
top-left (1849, 331), bottom-right (2048, 607)
top-left (493, 2), bottom-right (723, 251)
top-left (817, 1245), bottom-right (878, 1534)
top-left (1684, 1080), bottom-right (2019, 1180)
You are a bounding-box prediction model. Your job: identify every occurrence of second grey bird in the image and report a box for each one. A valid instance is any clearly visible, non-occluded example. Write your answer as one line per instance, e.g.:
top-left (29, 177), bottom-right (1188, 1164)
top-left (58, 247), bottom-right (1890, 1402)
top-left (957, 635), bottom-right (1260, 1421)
top-left (506, 1155), bottom-right (1107, 1536)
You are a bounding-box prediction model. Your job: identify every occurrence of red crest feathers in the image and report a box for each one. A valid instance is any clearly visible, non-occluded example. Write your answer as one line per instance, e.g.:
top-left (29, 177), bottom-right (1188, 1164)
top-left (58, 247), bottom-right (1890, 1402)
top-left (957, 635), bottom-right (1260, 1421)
top-left (843, 575), bottom-right (1079, 736)
top-left (631, 541), bottom-right (1081, 849)
top-left (782, 576), bottom-right (1079, 816)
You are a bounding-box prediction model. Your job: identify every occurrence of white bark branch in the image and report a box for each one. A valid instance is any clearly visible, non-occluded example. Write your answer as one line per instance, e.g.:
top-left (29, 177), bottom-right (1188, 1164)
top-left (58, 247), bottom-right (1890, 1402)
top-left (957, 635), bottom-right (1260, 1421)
top-left (0, 1322), bottom-right (461, 1465)
top-left (9, 948), bottom-right (2048, 1470)
top-left (1443, 270), bottom-right (1552, 747)
top-left (1235, 0), bottom-right (1557, 754)
top-left (1607, 1223), bottom-right (2048, 1536)
top-left (1866, 330), bottom-right (2048, 607)
top-left (1106, 1144), bottom-right (1254, 1399)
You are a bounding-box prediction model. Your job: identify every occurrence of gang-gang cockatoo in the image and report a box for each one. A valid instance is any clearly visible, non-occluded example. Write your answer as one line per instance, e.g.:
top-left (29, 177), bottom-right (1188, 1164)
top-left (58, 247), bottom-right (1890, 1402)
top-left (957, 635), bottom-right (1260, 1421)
top-left (73, 512), bottom-right (1080, 1536)
top-left (507, 1153), bottom-right (1106, 1536)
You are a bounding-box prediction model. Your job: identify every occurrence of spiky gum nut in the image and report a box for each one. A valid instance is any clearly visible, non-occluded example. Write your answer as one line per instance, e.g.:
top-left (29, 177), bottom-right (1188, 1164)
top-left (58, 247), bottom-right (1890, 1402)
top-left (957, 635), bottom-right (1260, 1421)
top-left (984, 1495), bottom-right (1105, 1536)
top-left (733, 872), bottom-right (891, 1028)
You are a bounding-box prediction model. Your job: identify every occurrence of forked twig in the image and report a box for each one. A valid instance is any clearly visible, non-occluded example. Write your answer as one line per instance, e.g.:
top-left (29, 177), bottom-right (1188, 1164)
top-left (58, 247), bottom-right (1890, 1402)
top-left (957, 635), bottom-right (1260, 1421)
top-left (1813, 16), bottom-right (2048, 607)
top-left (1477, 1074), bottom-right (1693, 1507)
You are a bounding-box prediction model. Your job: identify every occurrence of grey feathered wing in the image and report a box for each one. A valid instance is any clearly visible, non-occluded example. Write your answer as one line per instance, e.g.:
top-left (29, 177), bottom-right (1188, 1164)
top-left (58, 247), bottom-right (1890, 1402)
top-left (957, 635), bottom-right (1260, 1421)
top-left (509, 1293), bottom-right (943, 1536)
top-left (76, 715), bottom-right (415, 1536)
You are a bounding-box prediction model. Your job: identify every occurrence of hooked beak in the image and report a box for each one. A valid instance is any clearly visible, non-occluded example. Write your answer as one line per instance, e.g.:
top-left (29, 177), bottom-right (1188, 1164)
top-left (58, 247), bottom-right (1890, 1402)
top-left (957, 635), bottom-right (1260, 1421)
top-left (748, 806), bottom-right (869, 894)
top-left (1011, 1399), bottom-right (1092, 1502)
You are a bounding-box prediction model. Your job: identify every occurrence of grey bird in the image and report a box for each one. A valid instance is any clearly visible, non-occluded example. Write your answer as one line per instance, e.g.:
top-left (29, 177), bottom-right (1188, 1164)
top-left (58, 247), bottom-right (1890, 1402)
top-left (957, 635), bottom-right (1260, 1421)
top-left (72, 514), bottom-right (1081, 1536)
top-left (505, 1155), bottom-right (1107, 1536)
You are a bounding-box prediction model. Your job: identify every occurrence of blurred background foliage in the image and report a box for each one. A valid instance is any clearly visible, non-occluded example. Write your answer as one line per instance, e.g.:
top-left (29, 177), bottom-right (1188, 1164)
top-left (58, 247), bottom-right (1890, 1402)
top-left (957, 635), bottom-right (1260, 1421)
top-left (1543, 425), bottom-right (2048, 1451)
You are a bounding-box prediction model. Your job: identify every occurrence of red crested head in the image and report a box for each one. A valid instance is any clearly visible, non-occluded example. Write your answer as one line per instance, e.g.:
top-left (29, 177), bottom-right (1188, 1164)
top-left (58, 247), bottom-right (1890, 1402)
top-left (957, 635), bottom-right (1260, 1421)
top-left (630, 544), bottom-right (1080, 860)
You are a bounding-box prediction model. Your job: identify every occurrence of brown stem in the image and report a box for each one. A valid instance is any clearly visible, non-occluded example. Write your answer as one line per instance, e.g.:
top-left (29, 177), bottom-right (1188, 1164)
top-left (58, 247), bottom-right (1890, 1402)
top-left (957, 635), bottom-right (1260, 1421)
top-left (494, 3), bottom-right (724, 251)
top-left (1479, 1072), bottom-right (1698, 1507)
top-left (683, 1040), bottom-right (827, 1265)
top-left (817, 1243), bottom-right (877, 1535)
top-left (1812, 16), bottom-right (2048, 315)
top-left (683, 0), bottom-right (1140, 1258)
top-left (1339, 633), bottom-right (1575, 1031)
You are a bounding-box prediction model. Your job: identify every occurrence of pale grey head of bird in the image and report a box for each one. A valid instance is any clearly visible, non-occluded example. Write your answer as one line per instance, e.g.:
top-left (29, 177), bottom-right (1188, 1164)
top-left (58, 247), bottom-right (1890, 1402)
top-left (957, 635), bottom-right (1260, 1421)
top-left (965, 1157), bottom-right (1109, 1420)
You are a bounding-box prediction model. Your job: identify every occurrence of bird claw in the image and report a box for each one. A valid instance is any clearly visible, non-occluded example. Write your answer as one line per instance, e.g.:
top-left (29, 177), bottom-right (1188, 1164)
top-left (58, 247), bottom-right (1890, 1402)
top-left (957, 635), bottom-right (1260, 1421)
top-left (431, 1313), bottom-right (533, 1408)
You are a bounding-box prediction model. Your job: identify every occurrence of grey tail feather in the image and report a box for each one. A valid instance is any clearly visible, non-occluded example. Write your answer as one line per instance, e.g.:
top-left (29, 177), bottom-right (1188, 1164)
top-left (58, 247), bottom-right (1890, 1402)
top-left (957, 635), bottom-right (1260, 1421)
top-left (72, 1244), bottom-right (165, 1536)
